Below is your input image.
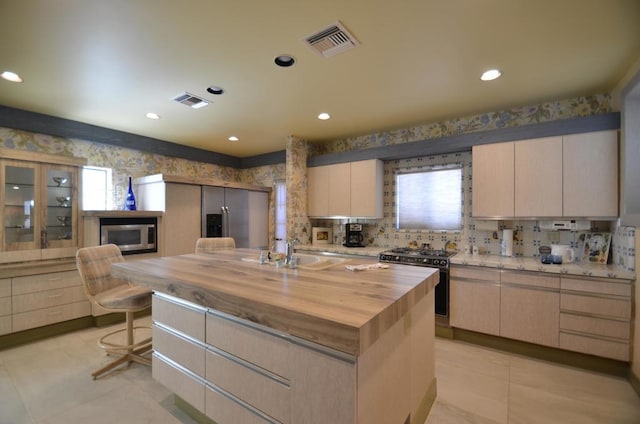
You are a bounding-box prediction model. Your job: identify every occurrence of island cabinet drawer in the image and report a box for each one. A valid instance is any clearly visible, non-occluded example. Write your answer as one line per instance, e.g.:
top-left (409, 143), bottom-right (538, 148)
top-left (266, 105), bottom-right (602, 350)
top-left (153, 324), bottom-right (206, 377)
top-left (153, 352), bottom-right (205, 412)
top-left (0, 296), bottom-right (10, 316)
top-left (559, 331), bottom-right (629, 361)
top-left (12, 301), bottom-right (91, 332)
top-left (206, 349), bottom-right (289, 424)
top-left (206, 312), bottom-right (290, 379)
top-left (12, 286), bottom-right (87, 313)
top-left (0, 316), bottom-right (10, 335)
top-left (205, 384), bottom-right (276, 424)
top-left (560, 293), bottom-right (630, 320)
top-left (0, 278), bottom-right (10, 297)
top-left (152, 294), bottom-right (206, 342)
top-left (12, 271), bottom-right (82, 295)
top-left (560, 313), bottom-right (630, 340)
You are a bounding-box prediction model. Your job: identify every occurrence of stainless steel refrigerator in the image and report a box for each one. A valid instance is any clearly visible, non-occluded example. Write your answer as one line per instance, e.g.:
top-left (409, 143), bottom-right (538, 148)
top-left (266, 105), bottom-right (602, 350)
top-left (201, 186), bottom-right (269, 249)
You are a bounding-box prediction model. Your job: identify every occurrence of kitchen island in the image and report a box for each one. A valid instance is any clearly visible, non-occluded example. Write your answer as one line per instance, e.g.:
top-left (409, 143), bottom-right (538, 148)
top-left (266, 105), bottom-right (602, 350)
top-left (111, 249), bottom-right (439, 424)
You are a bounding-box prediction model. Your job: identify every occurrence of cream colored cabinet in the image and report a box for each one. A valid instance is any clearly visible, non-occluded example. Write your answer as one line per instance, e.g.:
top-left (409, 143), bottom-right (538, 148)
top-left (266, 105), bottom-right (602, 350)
top-left (307, 165), bottom-right (329, 217)
top-left (514, 137), bottom-right (563, 217)
top-left (559, 276), bottom-right (631, 361)
top-left (328, 162), bottom-right (351, 216)
top-left (450, 266), bottom-right (500, 335)
top-left (472, 142), bottom-right (514, 217)
top-left (10, 270), bottom-right (91, 332)
top-left (308, 159), bottom-right (383, 218)
top-left (0, 278), bottom-right (10, 335)
top-left (562, 131), bottom-right (618, 217)
top-left (0, 149), bottom-right (85, 264)
top-left (500, 271), bottom-right (560, 347)
top-left (472, 130), bottom-right (618, 218)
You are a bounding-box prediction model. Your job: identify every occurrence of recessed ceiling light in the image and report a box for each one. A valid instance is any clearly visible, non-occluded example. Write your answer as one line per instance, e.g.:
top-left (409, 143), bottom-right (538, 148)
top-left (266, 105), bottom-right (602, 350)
top-left (1, 71), bottom-right (23, 83)
top-left (274, 55), bottom-right (296, 67)
top-left (145, 112), bottom-right (160, 120)
top-left (480, 69), bottom-right (502, 81)
top-left (228, 136), bottom-right (239, 142)
top-left (318, 112), bottom-right (331, 120)
top-left (207, 86), bottom-right (224, 95)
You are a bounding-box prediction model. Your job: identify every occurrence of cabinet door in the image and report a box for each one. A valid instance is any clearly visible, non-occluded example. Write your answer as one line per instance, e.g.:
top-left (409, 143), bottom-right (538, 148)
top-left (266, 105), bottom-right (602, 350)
top-left (42, 164), bottom-right (79, 249)
top-left (1, 160), bottom-right (40, 252)
top-left (500, 272), bottom-right (560, 347)
top-left (307, 165), bottom-right (329, 217)
top-left (164, 183), bottom-right (201, 256)
top-left (472, 143), bottom-right (514, 217)
top-left (562, 131), bottom-right (618, 217)
top-left (450, 266), bottom-right (500, 335)
top-left (514, 137), bottom-right (563, 217)
top-left (350, 159), bottom-right (383, 218)
top-left (327, 163), bottom-right (350, 216)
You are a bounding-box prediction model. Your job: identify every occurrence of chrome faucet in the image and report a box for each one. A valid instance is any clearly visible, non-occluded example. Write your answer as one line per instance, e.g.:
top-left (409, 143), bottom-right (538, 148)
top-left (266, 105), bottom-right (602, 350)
top-left (285, 238), bottom-right (300, 265)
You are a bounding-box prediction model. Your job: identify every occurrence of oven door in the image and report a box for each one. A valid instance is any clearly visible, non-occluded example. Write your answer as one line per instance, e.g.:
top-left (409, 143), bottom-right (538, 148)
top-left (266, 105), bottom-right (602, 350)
top-left (435, 268), bottom-right (449, 317)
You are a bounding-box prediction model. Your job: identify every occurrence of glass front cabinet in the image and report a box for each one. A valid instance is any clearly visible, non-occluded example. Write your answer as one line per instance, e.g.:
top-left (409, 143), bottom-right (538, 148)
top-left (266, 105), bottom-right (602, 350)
top-left (0, 149), bottom-right (86, 263)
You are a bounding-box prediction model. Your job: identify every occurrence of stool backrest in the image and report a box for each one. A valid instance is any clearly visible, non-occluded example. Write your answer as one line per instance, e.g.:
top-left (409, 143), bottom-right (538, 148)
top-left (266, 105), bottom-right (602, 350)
top-left (195, 237), bottom-right (236, 253)
top-left (76, 244), bottom-right (126, 297)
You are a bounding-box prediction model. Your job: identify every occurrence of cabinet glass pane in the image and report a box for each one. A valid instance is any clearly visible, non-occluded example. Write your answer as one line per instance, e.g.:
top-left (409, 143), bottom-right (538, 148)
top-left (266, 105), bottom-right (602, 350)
top-left (4, 166), bottom-right (35, 243)
top-left (46, 170), bottom-right (73, 241)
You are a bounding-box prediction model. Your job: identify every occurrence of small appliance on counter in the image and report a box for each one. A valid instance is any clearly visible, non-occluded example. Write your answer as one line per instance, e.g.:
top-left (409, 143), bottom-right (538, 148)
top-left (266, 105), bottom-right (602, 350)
top-left (343, 223), bottom-right (365, 247)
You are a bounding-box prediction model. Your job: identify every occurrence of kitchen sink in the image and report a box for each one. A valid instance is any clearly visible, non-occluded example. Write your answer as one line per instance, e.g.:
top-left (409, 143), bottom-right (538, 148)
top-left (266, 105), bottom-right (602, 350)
top-left (241, 253), bottom-right (347, 270)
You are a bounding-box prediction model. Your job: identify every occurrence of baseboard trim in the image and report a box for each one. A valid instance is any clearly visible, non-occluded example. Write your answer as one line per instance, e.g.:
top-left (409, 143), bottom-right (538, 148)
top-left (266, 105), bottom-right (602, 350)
top-left (174, 395), bottom-right (214, 424)
top-left (630, 370), bottom-right (640, 398)
top-left (412, 377), bottom-right (438, 424)
top-left (447, 328), bottom-right (629, 378)
top-left (0, 316), bottom-right (94, 350)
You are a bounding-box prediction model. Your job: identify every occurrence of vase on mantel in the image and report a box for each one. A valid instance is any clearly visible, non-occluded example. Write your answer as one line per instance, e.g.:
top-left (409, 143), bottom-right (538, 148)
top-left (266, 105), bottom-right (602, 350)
top-left (124, 177), bottom-right (137, 211)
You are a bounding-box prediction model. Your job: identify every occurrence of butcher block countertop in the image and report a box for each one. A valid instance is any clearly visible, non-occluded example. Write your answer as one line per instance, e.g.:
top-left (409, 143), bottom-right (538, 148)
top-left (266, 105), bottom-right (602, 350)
top-left (111, 249), bottom-right (439, 356)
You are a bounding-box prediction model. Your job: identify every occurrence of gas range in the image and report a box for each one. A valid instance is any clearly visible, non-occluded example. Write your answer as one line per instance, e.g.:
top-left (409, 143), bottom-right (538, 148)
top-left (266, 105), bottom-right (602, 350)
top-left (378, 248), bottom-right (455, 268)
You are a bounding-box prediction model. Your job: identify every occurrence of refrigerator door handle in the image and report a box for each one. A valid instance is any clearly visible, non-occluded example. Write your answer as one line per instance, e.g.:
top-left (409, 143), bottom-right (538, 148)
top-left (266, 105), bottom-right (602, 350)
top-left (222, 206), bottom-right (230, 237)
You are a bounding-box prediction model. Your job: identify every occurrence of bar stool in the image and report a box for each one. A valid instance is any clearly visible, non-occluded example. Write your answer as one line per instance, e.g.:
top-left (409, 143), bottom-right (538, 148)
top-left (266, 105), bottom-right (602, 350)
top-left (76, 244), bottom-right (153, 379)
top-left (195, 237), bottom-right (236, 252)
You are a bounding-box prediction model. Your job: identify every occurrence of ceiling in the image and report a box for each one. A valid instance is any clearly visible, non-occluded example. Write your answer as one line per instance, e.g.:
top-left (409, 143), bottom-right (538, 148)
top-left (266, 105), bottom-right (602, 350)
top-left (1, 1), bottom-right (639, 158)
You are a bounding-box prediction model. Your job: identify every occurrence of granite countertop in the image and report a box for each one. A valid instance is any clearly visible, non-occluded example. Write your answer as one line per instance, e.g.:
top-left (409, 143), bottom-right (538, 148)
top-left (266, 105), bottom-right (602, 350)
top-left (451, 253), bottom-right (635, 281)
top-left (111, 248), bottom-right (439, 356)
top-left (295, 244), bottom-right (385, 258)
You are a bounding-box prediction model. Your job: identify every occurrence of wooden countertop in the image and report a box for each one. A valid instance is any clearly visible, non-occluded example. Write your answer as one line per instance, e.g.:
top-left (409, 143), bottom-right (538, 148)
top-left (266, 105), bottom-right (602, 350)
top-left (111, 249), bottom-right (439, 356)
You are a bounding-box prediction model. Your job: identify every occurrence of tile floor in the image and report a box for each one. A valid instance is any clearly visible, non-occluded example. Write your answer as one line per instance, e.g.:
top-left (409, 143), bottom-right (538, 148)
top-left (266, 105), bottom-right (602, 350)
top-left (1, 317), bottom-right (639, 423)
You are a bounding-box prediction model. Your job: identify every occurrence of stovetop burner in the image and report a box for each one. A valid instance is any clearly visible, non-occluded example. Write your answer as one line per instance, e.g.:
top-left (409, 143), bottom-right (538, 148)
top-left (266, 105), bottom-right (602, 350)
top-left (388, 247), bottom-right (454, 258)
top-left (378, 247), bottom-right (455, 268)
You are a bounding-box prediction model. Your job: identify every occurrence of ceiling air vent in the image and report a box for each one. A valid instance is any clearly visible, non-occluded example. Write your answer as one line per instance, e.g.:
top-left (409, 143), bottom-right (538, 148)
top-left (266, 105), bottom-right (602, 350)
top-left (304, 21), bottom-right (359, 58)
top-left (172, 92), bottom-right (209, 109)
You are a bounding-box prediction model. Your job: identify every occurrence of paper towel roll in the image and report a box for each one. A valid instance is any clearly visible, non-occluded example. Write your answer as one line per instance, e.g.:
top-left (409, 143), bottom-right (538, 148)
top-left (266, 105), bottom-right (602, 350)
top-left (502, 229), bottom-right (514, 257)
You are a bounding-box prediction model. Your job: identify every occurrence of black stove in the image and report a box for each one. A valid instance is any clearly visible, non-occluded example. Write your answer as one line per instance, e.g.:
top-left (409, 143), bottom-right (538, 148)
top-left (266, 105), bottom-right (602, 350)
top-left (378, 248), bottom-right (454, 268)
top-left (378, 247), bottom-right (455, 317)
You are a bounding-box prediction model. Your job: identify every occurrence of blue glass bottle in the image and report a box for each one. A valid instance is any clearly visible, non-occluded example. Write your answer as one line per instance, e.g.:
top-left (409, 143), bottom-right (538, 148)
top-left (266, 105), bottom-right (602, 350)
top-left (124, 177), bottom-right (137, 211)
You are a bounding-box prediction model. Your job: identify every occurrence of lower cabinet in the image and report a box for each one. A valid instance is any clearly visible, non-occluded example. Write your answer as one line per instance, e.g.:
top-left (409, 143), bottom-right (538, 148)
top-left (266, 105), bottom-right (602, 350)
top-left (450, 265), bottom-right (632, 361)
top-left (10, 270), bottom-right (90, 332)
top-left (559, 276), bottom-right (632, 361)
top-left (500, 271), bottom-right (559, 347)
top-left (450, 266), bottom-right (500, 336)
top-left (0, 278), bottom-right (11, 335)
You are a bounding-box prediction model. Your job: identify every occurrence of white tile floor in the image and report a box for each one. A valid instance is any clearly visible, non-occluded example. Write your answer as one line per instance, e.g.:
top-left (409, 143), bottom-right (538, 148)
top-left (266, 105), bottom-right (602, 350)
top-left (1, 317), bottom-right (639, 423)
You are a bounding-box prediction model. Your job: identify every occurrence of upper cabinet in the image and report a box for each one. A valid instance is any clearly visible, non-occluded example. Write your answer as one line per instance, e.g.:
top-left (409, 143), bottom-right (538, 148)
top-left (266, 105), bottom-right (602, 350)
top-left (308, 159), bottom-right (383, 218)
top-left (472, 130), bottom-right (618, 219)
top-left (472, 142), bottom-right (515, 217)
top-left (0, 149), bottom-right (85, 263)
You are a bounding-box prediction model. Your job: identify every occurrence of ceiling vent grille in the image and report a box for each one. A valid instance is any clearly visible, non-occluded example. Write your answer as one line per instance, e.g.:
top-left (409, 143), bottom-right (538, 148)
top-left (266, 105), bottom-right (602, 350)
top-left (304, 21), bottom-right (359, 58)
top-left (172, 92), bottom-right (209, 109)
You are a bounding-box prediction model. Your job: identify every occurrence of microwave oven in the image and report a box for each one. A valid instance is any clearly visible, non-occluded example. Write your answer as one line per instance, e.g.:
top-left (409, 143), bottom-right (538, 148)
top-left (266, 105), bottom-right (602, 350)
top-left (99, 217), bottom-right (157, 255)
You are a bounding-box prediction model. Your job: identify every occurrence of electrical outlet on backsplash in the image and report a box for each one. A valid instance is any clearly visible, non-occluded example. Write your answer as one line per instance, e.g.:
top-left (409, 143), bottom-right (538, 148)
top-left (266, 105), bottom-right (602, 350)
top-left (309, 218), bottom-right (635, 271)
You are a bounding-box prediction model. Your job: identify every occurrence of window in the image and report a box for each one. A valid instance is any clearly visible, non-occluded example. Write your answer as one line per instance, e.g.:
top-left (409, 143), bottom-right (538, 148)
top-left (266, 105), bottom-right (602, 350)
top-left (82, 166), bottom-right (113, 210)
top-left (396, 167), bottom-right (462, 230)
top-left (274, 180), bottom-right (286, 252)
